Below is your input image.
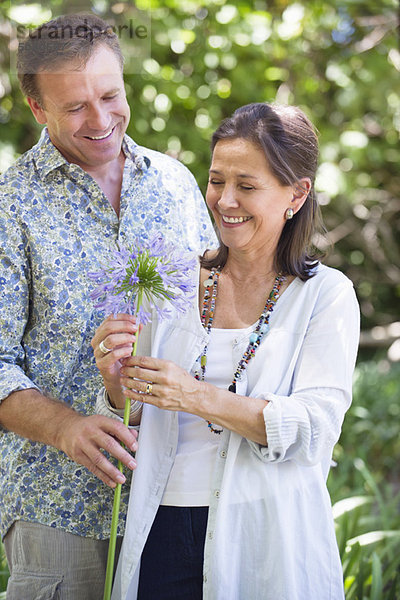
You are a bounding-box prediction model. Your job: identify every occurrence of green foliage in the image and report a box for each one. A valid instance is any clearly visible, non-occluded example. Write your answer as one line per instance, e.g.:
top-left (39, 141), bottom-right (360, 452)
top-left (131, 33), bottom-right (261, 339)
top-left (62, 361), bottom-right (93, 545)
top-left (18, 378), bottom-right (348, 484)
top-left (327, 361), bottom-right (400, 599)
top-left (330, 361), bottom-right (400, 496)
top-left (0, 543), bottom-right (9, 595)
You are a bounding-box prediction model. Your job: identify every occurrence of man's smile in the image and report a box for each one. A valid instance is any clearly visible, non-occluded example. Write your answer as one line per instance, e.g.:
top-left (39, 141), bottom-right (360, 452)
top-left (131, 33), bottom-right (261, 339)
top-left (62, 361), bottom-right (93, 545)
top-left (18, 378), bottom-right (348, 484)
top-left (83, 126), bottom-right (115, 141)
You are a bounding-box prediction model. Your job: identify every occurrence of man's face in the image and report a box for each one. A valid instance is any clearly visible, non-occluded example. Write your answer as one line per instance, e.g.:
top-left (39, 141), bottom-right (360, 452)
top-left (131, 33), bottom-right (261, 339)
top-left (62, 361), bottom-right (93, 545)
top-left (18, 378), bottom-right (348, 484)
top-left (28, 45), bottom-right (130, 172)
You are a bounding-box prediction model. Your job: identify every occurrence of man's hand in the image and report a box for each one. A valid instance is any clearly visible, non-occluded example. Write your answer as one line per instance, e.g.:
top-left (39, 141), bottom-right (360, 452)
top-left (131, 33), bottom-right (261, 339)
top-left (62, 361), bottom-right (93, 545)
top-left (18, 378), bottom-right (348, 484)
top-left (56, 412), bottom-right (138, 488)
top-left (0, 389), bottom-right (138, 489)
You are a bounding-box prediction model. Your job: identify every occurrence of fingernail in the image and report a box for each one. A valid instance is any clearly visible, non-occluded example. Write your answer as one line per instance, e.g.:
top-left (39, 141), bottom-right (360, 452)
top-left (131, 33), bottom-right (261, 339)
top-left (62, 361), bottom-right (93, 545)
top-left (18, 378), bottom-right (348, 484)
top-left (131, 442), bottom-right (138, 451)
top-left (117, 474), bottom-right (126, 484)
top-left (128, 459), bottom-right (136, 470)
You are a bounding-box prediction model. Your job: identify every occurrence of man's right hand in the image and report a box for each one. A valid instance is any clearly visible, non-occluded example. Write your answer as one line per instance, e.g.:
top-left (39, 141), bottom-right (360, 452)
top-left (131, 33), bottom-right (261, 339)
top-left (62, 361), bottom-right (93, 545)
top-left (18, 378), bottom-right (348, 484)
top-left (56, 411), bottom-right (138, 488)
top-left (0, 388), bottom-right (138, 488)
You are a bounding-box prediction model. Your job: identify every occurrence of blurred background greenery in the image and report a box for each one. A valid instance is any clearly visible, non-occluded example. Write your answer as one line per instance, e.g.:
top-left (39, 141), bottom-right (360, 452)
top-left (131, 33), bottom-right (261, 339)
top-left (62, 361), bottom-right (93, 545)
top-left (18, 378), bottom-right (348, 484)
top-left (0, 0), bottom-right (399, 598)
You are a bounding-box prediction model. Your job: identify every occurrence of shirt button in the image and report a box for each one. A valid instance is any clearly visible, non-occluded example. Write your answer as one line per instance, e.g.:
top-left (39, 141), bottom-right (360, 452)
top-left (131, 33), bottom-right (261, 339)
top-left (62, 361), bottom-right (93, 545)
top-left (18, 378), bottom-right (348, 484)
top-left (220, 450), bottom-right (227, 458)
top-left (214, 490), bottom-right (220, 498)
top-left (208, 531), bottom-right (213, 539)
top-left (203, 575), bottom-right (208, 583)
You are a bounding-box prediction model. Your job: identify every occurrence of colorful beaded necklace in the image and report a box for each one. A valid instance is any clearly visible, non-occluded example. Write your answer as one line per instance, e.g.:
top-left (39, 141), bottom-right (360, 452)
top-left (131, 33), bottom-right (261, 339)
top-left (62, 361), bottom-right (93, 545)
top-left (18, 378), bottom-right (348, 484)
top-left (194, 267), bottom-right (286, 434)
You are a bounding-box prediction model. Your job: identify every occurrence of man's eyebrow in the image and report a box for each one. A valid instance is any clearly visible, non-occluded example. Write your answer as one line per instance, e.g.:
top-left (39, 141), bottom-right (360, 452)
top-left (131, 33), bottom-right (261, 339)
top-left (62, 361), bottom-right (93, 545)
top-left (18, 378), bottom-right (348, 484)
top-left (62, 100), bottom-right (84, 109)
top-left (62, 88), bottom-right (120, 109)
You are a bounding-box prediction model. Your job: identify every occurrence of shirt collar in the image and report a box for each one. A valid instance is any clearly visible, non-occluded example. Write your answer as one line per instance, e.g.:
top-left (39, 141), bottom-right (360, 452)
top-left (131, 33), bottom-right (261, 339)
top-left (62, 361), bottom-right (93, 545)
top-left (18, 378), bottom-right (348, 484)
top-left (122, 135), bottom-right (151, 171)
top-left (32, 128), bottom-right (69, 179)
top-left (32, 128), bottom-right (151, 179)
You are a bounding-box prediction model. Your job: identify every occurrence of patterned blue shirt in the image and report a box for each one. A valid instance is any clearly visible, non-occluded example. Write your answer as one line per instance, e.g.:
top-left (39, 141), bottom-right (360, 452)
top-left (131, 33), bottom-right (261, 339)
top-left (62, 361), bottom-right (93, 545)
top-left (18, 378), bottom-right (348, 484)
top-left (0, 129), bottom-right (216, 540)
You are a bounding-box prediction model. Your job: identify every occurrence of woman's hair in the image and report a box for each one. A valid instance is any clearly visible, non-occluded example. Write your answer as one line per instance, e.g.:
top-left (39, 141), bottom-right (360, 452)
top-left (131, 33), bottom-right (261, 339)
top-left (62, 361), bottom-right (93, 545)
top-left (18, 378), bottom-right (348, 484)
top-left (17, 14), bottom-right (124, 107)
top-left (201, 102), bottom-right (326, 280)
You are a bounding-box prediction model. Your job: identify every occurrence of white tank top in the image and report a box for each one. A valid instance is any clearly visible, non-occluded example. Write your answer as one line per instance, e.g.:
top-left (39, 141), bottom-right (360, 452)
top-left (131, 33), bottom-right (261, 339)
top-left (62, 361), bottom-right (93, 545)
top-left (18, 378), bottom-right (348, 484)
top-left (161, 324), bottom-right (253, 506)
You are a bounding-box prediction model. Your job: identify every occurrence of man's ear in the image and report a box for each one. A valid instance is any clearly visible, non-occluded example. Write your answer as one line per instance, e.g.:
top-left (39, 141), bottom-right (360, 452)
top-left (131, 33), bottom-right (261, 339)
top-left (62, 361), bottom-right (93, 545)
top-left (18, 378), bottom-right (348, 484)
top-left (291, 177), bottom-right (312, 214)
top-left (27, 97), bottom-right (47, 125)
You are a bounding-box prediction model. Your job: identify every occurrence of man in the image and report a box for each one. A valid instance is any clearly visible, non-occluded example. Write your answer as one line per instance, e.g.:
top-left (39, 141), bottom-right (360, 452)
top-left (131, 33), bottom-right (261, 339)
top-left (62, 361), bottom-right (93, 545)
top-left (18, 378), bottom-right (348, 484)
top-left (0, 13), bottom-right (215, 599)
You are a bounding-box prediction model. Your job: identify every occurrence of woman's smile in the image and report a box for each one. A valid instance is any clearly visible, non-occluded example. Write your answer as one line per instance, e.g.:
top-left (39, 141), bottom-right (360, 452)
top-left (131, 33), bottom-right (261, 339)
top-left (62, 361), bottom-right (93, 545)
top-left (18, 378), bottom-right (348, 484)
top-left (220, 215), bottom-right (252, 225)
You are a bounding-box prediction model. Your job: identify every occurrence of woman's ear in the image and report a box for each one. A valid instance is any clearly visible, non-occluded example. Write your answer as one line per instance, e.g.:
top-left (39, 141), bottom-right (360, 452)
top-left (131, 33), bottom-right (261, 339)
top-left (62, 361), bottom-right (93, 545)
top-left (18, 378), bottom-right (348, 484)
top-left (291, 177), bottom-right (312, 214)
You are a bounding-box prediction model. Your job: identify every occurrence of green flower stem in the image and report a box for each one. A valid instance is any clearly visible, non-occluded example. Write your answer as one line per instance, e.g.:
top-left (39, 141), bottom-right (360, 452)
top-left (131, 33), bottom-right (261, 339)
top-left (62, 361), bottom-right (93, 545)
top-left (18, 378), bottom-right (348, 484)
top-left (103, 481), bottom-right (122, 600)
top-left (103, 291), bottom-right (143, 600)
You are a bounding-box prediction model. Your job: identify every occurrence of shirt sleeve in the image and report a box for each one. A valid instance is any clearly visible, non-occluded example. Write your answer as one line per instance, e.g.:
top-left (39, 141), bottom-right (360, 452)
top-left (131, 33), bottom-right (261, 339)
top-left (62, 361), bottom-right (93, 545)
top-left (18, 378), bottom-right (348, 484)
top-left (247, 278), bottom-right (360, 466)
top-left (95, 388), bottom-right (124, 421)
top-left (95, 389), bottom-right (141, 431)
top-left (0, 206), bottom-right (39, 403)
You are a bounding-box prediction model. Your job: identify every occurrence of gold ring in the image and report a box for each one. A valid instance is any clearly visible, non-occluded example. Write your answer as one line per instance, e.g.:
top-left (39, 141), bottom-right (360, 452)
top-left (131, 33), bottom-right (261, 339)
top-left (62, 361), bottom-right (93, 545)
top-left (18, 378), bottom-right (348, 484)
top-left (99, 340), bottom-right (112, 354)
top-left (145, 383), bottom-right (153, 395)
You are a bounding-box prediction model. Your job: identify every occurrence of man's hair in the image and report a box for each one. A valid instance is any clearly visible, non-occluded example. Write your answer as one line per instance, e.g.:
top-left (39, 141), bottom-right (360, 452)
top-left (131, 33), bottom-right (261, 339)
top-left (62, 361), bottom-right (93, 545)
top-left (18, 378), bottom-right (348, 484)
top-left (202, 102), bottom-right (326, 281)
top-left (17, 13), bottom-right (124, 106)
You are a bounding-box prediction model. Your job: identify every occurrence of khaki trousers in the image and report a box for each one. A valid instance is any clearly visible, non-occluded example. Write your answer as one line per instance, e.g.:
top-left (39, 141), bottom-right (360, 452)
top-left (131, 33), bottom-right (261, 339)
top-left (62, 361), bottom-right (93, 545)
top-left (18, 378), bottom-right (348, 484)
top-left (4, 520), bottom-right (121, 600)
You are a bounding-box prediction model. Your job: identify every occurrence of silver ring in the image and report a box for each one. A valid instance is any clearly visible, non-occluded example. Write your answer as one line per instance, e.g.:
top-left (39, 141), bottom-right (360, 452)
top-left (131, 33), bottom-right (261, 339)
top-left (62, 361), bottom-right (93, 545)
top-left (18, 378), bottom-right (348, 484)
top-left (99, 340), bottom-right (112, 354)
top-left (145, 383), bottom-right (153, 395)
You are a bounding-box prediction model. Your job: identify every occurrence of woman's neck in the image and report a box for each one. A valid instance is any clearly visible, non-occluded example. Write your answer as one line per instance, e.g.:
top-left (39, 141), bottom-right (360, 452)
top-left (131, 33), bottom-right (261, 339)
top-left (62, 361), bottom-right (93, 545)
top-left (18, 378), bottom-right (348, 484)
top-left (223, 251), bottom-right (276, 286)
top-left (200, 254), bottom-right (282, 329)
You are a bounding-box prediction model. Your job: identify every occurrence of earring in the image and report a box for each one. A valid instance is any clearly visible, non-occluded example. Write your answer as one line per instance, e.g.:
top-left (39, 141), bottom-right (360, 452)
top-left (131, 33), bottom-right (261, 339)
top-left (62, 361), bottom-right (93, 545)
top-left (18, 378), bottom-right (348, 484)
top-left (285, 207), bottom-right (294, 220)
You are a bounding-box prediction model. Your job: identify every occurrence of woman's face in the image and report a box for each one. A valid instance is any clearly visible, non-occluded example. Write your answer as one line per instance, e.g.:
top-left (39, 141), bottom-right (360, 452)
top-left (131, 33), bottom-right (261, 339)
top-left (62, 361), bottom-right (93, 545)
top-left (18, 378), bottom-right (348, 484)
top-left (206, 138), bottom-right (306, 258)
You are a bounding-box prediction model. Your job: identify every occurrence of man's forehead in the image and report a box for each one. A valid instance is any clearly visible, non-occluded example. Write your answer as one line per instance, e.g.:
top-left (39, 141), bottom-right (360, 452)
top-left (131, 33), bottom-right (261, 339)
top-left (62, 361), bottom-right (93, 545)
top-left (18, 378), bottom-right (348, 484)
top-left (37, 68), bottom-right (123, 82)
top-left (37, 45), bottom-right (122, 79)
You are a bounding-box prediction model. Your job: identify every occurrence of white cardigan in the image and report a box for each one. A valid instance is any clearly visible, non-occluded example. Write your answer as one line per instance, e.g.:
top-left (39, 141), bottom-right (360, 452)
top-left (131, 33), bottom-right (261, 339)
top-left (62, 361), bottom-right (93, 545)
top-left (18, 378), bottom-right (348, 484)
top-left (105, 262), bottom-right (360, 600)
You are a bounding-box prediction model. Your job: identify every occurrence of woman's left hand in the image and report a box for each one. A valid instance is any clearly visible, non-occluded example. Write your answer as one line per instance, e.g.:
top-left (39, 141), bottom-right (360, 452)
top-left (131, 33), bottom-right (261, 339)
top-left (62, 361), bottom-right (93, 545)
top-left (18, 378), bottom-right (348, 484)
top-left (120, 355), bottom-right (203, 413)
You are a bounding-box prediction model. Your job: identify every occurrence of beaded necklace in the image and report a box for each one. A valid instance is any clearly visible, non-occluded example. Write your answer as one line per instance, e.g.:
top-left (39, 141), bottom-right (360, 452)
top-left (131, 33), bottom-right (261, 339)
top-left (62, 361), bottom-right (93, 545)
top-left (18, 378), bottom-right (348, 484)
top-left (194, 267), bottom-right (286, 434)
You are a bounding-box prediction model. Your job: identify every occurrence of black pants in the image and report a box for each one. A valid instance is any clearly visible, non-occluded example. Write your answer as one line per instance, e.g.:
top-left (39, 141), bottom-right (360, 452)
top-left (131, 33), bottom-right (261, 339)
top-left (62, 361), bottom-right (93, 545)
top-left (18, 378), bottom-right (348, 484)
top-left (138, 505), bottom-right (209, 600)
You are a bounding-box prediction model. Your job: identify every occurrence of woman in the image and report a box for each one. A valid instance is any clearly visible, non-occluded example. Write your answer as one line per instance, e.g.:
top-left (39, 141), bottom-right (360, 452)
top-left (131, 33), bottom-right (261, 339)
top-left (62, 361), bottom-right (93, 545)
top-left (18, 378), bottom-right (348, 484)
top-left (92, 103), bottom-right (360, 600)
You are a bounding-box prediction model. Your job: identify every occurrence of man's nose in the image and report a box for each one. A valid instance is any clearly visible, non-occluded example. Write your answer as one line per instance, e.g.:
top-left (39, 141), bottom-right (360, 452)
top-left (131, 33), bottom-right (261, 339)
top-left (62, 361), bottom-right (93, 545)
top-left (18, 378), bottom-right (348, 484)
top-left (86, 104), bottom-right (111, 131)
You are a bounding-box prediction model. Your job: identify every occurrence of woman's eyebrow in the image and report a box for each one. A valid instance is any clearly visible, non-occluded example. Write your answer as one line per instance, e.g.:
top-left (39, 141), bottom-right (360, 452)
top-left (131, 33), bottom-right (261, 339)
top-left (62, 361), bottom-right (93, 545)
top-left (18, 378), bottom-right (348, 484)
top-left (209, 169), bottom-right (258, 179)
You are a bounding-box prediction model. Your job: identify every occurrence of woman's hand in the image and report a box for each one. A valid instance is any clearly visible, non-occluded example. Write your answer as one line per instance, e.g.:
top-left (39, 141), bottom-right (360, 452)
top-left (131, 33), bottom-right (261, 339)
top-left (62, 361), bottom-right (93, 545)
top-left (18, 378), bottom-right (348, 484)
top-left (120, 355), bottom-right (203, 414)
top-left (91, 314), bottom-right (139, 409)
top-left (121, 355), bottom-right (268, 445)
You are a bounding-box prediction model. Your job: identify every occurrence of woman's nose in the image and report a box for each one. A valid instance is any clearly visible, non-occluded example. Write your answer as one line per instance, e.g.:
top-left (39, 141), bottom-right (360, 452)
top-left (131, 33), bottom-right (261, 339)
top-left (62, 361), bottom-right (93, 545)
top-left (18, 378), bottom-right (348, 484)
top-left (217, 185), bottom-right (240, 209)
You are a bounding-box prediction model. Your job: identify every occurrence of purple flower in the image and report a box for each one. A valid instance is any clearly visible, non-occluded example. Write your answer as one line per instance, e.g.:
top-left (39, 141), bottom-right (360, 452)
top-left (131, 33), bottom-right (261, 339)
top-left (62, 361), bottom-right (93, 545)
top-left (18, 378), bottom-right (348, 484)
top-left (147, 232), bottom-right (166, 257)
top-left (129, 267), bottom-right (139, 287)
top-left (88, 233), bottom-right (196, 322)
top-left (137, 306), bottom-right (152, 325)
top-left (154, 305), bottom-right (172, 320)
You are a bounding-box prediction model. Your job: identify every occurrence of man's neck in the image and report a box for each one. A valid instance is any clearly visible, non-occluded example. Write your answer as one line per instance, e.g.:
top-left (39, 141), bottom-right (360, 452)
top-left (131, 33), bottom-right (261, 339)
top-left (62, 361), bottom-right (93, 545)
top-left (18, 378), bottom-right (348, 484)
top-left (85, 152), bottom-right (126, 216)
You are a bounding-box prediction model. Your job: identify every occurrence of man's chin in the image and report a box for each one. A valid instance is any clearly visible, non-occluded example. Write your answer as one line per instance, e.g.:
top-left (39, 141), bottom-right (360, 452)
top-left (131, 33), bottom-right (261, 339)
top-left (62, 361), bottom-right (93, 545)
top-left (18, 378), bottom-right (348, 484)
top-left (80, 146), bottom-right (125, 171)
